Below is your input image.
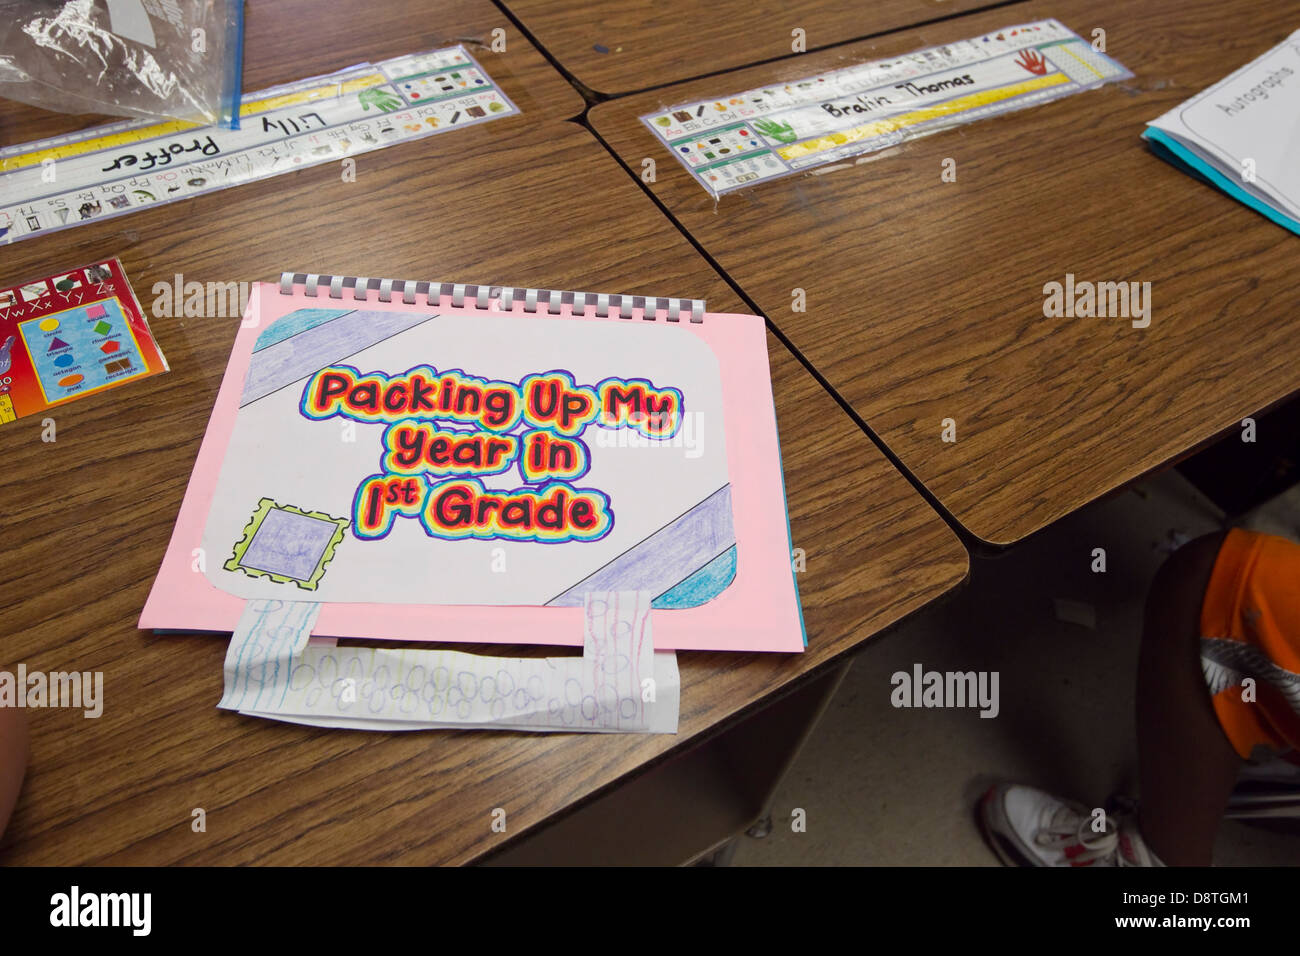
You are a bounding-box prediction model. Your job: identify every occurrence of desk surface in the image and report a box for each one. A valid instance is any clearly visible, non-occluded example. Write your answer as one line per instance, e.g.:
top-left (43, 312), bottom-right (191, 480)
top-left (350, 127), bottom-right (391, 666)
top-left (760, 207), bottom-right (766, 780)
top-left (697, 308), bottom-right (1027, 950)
top-left (0, 100), bottom-right (967, 862)
top-left (0, 0), bottom-right (584, 145)
top-left (502, 0), bottom-right (1002, 96)
top-left (592, 0), bottom-right (1300, 546)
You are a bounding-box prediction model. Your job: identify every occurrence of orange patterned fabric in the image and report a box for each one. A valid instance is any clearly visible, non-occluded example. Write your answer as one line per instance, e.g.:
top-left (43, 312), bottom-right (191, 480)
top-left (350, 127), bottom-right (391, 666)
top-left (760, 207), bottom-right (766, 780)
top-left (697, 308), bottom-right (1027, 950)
top-left (1199, 529), bottom-right (1300, 759)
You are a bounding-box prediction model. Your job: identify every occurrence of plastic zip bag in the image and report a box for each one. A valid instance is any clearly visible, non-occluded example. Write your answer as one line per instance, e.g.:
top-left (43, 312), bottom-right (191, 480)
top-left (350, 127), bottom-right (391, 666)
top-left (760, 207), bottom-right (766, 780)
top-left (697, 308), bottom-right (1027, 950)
top-left (0, 0), bottom-right (244, 128)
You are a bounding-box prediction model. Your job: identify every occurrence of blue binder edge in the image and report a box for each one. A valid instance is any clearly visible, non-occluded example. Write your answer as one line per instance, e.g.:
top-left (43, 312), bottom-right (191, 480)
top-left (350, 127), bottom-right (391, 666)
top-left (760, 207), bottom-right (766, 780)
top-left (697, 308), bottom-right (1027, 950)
top-left (1142, 127), bottom-right (1300, 236)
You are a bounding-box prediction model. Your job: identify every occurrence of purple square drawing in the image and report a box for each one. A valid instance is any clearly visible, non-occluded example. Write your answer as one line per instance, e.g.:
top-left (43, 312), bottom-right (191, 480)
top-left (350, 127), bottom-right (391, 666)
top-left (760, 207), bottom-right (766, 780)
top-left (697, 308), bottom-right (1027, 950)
top-left (241, 508), bottom-right (341, 581)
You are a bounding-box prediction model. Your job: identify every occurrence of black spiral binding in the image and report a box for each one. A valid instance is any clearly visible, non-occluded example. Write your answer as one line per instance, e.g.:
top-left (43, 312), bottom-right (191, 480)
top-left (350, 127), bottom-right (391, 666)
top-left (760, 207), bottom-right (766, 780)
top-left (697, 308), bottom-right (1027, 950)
top-left (278, 272), bottom-right (707, 323)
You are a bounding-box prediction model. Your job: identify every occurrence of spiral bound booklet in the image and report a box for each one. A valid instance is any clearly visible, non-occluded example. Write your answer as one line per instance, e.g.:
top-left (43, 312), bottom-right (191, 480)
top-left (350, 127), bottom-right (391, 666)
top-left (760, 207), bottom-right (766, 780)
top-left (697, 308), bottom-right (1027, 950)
top-left (141, 274), bottom-right (805, 653)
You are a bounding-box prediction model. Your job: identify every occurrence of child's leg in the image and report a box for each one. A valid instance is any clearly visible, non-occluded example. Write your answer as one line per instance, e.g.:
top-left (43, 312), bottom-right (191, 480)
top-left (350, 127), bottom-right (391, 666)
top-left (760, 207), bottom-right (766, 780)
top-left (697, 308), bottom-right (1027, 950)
top-left (1136, 532), bottom-right (1242, 866)
top-left (982, 529), bottom-right (1298, 868)
top-left (0, 702), bottom-right (27, 839)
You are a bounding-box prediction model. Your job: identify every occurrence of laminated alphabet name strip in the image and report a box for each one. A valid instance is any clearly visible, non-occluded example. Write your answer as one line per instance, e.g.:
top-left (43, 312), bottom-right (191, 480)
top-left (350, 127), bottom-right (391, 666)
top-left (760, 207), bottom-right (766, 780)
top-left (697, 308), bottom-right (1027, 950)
top-left (642, 19), bottom-right (1131, 196)
top-left (0, 45), bottom-right (517, 244)
top-left (221, 593), bottom-right (679, 733)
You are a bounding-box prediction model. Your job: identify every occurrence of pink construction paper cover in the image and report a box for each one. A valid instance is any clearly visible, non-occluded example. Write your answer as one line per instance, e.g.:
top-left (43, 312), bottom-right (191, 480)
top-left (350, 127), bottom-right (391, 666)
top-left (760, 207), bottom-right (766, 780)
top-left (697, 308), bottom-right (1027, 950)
top-left (140, 282), bottom-right (804, 652)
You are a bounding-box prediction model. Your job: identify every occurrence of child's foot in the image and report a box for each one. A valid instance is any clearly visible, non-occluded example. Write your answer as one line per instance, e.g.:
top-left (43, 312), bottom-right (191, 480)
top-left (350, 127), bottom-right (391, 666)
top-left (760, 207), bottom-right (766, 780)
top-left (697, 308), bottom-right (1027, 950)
top-left (979, 783), bottom-right (1162, 867)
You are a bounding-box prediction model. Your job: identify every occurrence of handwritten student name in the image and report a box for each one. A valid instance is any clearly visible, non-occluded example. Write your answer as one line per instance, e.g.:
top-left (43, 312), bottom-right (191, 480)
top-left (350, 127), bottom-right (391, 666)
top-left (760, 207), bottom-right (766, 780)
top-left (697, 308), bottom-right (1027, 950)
top-left (819, 72), bottom-right (978, 118)
top-left (300, 363), bottom-right (684, 544)
top-left (101, 136), bottom-right (220, 172)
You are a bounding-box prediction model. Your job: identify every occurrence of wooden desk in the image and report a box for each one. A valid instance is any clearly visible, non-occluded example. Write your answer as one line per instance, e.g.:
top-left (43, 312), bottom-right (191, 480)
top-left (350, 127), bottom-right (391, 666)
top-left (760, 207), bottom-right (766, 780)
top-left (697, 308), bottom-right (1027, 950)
top-left (0, 0), bottom-right (584, 145)
top-left (591, 0), bottom-right (1300, 546)
top-left (0, 97), bottom-right (966, 862)
top-left (501, 0), bottom-right (1004, 96)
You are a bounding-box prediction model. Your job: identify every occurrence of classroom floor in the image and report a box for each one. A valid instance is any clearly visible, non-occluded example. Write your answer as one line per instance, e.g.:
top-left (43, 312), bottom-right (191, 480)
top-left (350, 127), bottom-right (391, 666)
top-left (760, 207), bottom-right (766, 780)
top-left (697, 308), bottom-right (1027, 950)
top-left (732, 471), bottom-right (1300, 866)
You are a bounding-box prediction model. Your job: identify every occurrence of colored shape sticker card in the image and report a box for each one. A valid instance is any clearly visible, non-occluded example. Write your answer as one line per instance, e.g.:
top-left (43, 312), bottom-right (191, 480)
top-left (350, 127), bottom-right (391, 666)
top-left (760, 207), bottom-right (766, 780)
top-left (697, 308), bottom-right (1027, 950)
top-left (642, 19), bottom-right (1132, 196)
top-left (0, 259), bottom-right (167, 424)
top-left (200, 308), bottom-right (734, 608)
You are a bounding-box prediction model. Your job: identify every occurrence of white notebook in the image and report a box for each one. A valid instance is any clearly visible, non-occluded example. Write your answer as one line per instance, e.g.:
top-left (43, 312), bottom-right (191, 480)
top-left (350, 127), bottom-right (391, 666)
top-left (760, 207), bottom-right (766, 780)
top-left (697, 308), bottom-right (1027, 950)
top-left (1144, 29), bottom-right (1300, 234)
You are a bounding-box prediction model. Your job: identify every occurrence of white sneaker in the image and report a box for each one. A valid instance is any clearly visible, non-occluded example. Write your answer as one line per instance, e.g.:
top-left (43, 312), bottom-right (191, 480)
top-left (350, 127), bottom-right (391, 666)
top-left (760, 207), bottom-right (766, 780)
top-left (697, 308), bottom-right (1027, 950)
top-left (979, 784), bottom-right (1162, 867)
